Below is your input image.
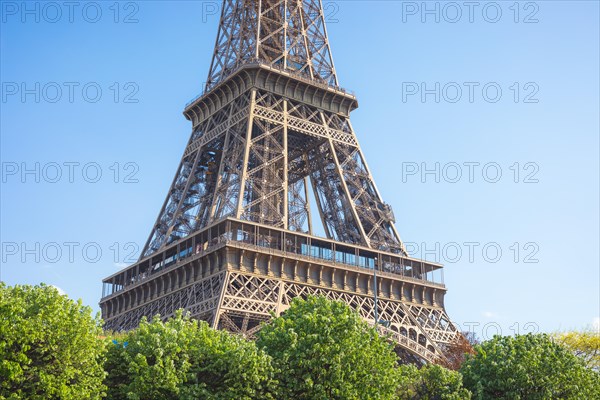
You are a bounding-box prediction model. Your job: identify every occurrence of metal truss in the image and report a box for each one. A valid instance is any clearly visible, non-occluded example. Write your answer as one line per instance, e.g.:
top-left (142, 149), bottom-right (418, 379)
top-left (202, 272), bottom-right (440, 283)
top-left (206, 0), bottom-right (337, 90)
top-left (213, 271), bottom-right (458, 363)
top-left (143, 88), bottom-right (406, 256)
top-left (103, 272), bottom-right (225, 332)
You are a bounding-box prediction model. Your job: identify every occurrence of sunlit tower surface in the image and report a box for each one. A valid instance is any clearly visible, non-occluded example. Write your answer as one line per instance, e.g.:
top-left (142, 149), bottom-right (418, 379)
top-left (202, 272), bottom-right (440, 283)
top-left (100, 0), bottom-right (459, 363)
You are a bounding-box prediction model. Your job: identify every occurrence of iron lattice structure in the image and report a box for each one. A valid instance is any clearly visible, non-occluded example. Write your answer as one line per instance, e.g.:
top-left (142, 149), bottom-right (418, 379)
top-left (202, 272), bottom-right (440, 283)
top-left (101, 0), bottom-right (459, 364)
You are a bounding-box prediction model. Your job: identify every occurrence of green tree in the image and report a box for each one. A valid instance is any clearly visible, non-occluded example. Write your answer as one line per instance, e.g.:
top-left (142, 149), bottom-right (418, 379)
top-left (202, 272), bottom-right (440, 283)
top-left (0, 283), bottom-right (106, 400)
top-left (256, 295), bottom-right (400, 400)
top-left (396, 364), bottom-right (471, 400)
top-left (182, 316), bottom-right (276, 400)
top-left (103, 334), bottom-right (130, 400)
top-left (460, 333), bottom-right (600, 399)
top-left (104, 310), bottom-right (276, 400)
top-left (553, 328), bottom-right (600, 371)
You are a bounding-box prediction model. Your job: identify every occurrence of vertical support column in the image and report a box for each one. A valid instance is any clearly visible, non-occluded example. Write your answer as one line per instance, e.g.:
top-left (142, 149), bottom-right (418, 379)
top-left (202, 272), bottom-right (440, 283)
top-left (163, 148), bottom-right (203, 244)
top-left (283, 0), bottom-right (288, 69)
top-left (275, 280), bottom-right (285, 316)
top-left (303, 176), bottom-right (313, 235)
top-left (319, 111), bottom-right (369, 247)
top-left (212, 271), bottom-right (229, 329)
top-left (308, 170), bottom-right (332, 239)
top-left (255, 1), bottom-right (262, 59)
top-left (297, 0), bottom-right (315, 80)
top-left (208, 102), bottom-right (237, 221)
top-left (236, 89), bottom-right (257, 218)
top-left (317, 0), bottom-right (338, 85)
top-left (283, 99), bottom-right (289, 229)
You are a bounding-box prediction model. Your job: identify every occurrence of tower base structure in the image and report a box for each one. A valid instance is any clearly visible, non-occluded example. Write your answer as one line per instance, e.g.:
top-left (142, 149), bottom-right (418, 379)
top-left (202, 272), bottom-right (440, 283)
top-left (101, 218), bottom-right (458, 363)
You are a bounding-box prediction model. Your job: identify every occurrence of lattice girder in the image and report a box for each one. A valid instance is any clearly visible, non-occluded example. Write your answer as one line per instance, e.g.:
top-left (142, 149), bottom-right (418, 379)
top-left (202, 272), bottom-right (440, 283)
top-left (103, 271), bottom-right (225, 332)
top-left (213, 269), bottom-right (453, 363)
top-left (207, 0), bottom-right (337, 90)
top-left (143, 79), bottom-right (406, 257)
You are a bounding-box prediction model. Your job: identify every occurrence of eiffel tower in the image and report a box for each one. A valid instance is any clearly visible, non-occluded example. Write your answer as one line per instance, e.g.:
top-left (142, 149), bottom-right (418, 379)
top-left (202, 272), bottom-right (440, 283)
top-left (100, 0), bottom-right (459, 363)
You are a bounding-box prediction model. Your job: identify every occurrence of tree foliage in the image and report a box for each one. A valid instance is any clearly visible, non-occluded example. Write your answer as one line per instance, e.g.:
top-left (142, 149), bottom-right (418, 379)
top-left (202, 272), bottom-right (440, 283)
top-left (0, 283), bottom-right (106, 400)
top-left (460, 333), bottom-right (600, 399)
top-left (396, 364), bottom-right (471, 400)
top-left (256, 295), bottom-right (400, 400)
top-left (104, 310), bottom-right (276, 400)
top-left (6, 284), bottom-right (598, 400)
top-left (553, 328), bottom-right (600, 371)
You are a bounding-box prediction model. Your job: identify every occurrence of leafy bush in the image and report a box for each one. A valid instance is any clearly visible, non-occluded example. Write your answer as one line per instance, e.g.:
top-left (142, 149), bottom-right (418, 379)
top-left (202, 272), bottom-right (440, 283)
top-left (257, 295), bottom-right (400, 400)
top-left (460, 333), bottom-right (600, 399)
top-left (0, 283), bottom-right (106, 400)
top-left (104, 311), bottom-right (276, 400)
top-left (5, 285), bottom-right (594, 400)
top-left (396, 363), bottom-right (471, 399)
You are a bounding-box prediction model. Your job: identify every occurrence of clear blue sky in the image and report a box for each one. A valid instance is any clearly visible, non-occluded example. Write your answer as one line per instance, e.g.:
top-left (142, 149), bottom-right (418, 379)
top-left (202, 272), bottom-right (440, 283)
top-left (1, 1), bottom-right (598, 339)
